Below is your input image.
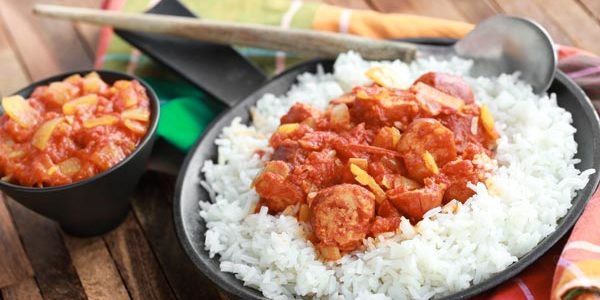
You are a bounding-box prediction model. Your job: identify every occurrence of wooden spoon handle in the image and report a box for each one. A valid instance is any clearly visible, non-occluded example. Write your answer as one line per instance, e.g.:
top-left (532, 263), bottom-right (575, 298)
top-left (33, 4), bottom-right (416, 61)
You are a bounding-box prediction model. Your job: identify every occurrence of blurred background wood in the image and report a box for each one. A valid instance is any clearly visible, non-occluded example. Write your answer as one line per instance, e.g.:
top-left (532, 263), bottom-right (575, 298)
top-left (0, 0), bottom-right (598, 299)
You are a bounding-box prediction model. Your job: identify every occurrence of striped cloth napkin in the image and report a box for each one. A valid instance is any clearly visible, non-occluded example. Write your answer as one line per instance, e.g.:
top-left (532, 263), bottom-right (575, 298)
top-left (97, 0), bottom-right (600, 299)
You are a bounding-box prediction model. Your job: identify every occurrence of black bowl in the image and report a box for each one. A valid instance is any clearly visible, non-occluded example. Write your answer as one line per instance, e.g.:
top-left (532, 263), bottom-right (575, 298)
top-left (174, 59), bottom-right (600, 299)
top-left (0, 70), bottom-right (160, 237)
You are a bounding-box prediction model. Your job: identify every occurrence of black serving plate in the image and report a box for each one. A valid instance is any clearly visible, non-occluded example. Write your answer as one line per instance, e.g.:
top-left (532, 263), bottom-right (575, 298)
top-left (173, 60), bottom-right (600, 299)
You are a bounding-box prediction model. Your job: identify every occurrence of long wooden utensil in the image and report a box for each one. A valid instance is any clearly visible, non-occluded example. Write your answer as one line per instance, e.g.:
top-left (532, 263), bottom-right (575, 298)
top-left (33, 4), bottom-right (416, 61)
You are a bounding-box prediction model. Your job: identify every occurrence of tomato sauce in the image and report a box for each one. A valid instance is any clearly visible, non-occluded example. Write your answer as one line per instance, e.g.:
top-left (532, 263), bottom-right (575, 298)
top-left (0, 72), bottom-right (151, 187)
top-left (254, 70), bottom-right (501, 260)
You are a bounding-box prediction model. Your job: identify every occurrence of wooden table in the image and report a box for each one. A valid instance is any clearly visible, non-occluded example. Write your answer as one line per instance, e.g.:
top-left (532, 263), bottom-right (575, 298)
top-left (0, 0), bottom-right (598, 299)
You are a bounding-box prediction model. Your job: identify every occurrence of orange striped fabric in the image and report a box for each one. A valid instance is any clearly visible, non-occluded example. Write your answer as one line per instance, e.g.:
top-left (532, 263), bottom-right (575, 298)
top-left (552, 193), bottom-right (600, 300)
top-left (481, 192), bottom-right (600, 300)
top-left (313, 4), bottom-right (473, 38)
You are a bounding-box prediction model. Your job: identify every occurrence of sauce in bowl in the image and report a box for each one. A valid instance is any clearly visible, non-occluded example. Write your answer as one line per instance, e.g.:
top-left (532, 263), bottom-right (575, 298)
top-left (0, 72), bottom-right (151, 187)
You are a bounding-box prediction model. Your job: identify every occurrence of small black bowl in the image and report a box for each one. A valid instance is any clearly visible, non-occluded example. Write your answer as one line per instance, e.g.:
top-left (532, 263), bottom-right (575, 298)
top-left (0, 70), bottom-right (160, 237)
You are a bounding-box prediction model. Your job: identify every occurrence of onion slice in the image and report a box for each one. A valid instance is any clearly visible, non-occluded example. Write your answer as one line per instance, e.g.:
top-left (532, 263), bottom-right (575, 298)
top-left (31, 117), bottom-right (64, 150)
top-left (2, 95), bottom-right (39, 128)
top-left (83, 115), bottom-right (119, 128)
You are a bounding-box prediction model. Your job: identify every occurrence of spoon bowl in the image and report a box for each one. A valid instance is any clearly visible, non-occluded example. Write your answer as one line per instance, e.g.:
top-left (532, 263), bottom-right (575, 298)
top-left (455, 15), bottom-right (556, 93)
top-left (417, 15), bottom-right (556, 94)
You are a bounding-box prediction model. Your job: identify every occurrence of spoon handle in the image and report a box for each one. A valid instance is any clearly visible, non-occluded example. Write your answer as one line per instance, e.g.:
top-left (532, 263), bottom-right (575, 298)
top-left (34, 4), bottom-right (417, 62)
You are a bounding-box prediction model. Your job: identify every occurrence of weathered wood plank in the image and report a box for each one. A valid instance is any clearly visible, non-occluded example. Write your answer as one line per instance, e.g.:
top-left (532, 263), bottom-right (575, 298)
top-left (493, 0), bottom-right (576, 46)
top-left (5, 198), bottom-right (87, 300)
top-left (75, 22), bottom-right (101, 59)
top-left (70, 0), bottom-right (104, 60)
top-left (0, 0), bottom-right (93, 81)
top-left (450, 0), bottom-right (499, 23)
top-left (578, 0), bottom-right (600, 23)
top-left (370, 0), bottom-right (465, 21)
top-left (130, 173), bottom-right (221, 300)
top-left (72, 0), bottom-right (103, 59)
top-left (531, 0), bottom-right (600, 54)
top-left (0, 195), bottom-right (33, 289)
top-left (62, 235), bottom-right (130, 300)
top-left (0, 6), bottom-right (42, 299)
top-left (324, 0), bottom-right (372, 9)
top-left (0, 14), bottom-right (29, 96)
top-left (104, 213), bottom-right (176, 300)
top-left (1, 278), bottom-right (43, 300)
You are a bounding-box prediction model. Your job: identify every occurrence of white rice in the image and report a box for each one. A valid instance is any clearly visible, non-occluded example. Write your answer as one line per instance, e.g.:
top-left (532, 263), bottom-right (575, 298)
top-left (199, 52), bottom-right (594, 299)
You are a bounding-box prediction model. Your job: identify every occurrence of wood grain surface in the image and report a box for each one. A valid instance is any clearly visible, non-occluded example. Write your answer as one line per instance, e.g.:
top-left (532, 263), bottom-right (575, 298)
top-left (104, 214), bottom-right (176, 300)
top-left (0, 0), bottom-right (599, 299)
top-left (0, 196), bottom-right (32, 289)
top-left (62, 235), bottom-right (130, 300)
top-left (6, 199), bottom-right (87, 300)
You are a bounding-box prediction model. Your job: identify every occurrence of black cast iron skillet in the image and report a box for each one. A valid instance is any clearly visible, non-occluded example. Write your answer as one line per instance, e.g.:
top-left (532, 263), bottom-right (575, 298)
top-left (121, 1), bottom-right (600, 298)
top-left (173, 60), bottom-right (600, 299)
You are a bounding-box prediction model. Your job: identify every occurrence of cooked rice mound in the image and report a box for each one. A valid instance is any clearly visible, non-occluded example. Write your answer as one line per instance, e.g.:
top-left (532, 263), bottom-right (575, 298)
top-left (199, 52), bottom-right (594, 299)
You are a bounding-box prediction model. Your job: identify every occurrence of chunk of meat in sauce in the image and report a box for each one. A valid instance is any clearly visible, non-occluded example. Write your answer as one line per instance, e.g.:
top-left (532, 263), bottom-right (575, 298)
top-left (368, 156), bottom-right (404, 184)
top-left (280, 103), bottom-right (321, 124)
top-left (269, 124), bottom-right (312, 148)
top-left (436, 144), bottom-right (497, 203)
top-left (379, 173), bottom-right (421, 191)
top-left (397, 118), bottom-right (457, 181)
top-left (438, 105), bottom-right (497, 153)
top-left (462, 141), bottom-right (493, 161)
top-left (297, 131), bottom-right (337, 151)
top-left (370, 216), bottom-right (401, 236)
top-left (311, 184), bottom-right (375, 252)
top-left (350, 85), bottom-right (419, 127)
top-left (372, 127), bottom-right (401, 150)
top-left (387, 178), bottom-right (446, 223)
top-left (378, 199), bottom-right (400, 218)
top-left (331, 123), bottom-right (374, 160)
top-left (437, 159), bottom-right (479, 203)
top-left (253, 161), bottom-right (305, 214)
top-left (290, 150), bottom-right (342, 193)
top-left (413, 72), bottom-right (475, 103)
top-left (271, 140), bottom-right (308, 165)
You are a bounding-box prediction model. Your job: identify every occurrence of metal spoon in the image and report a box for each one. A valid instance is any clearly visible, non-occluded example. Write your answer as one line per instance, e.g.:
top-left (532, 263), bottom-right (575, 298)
top-left (419, 15), bottom-right (556, 94)
top-left (34, 5), bottom-right (556, 93)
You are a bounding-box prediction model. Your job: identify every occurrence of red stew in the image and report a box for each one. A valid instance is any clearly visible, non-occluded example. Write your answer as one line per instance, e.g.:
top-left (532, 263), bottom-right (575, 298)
top-left (0, 72), bottom-right (151, 187)
top-left (253, 70), bottom-right (501, 261)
